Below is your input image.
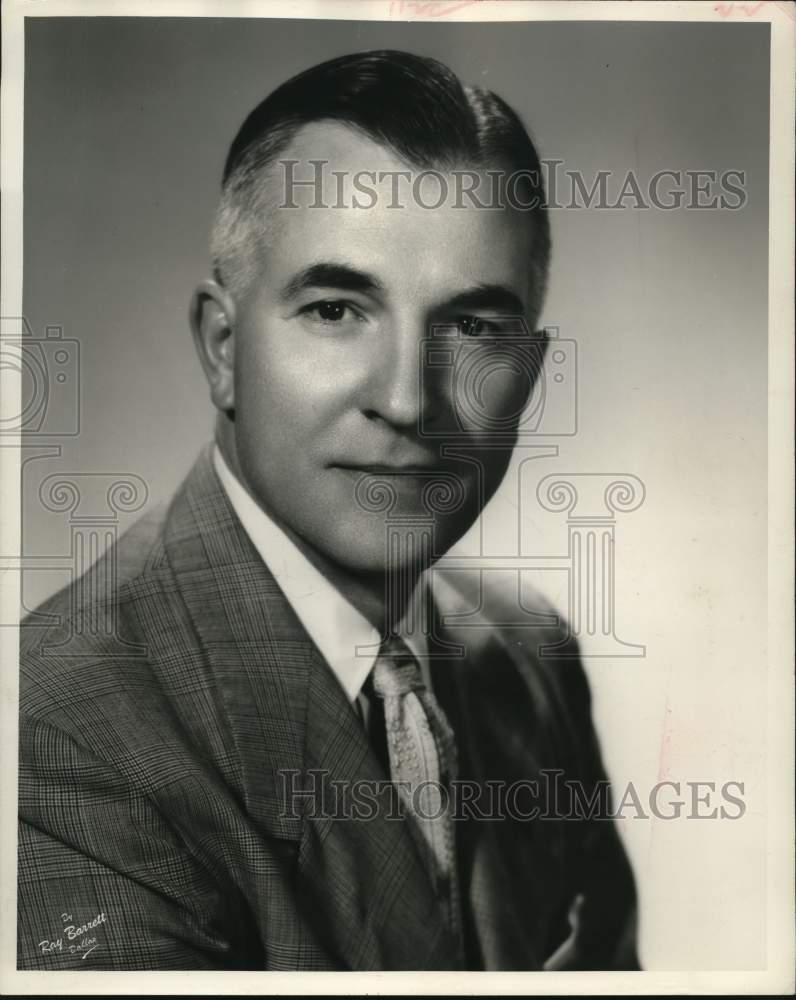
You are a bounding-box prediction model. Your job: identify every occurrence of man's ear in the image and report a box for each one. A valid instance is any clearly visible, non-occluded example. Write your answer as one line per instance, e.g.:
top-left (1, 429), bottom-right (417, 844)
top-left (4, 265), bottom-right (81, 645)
top-left (189, 279), bottom-right (237, 413)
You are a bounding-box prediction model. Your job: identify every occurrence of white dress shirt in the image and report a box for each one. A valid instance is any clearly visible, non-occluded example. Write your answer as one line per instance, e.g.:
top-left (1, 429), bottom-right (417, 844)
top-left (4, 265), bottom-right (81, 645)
top-left (212, 445), bottom-right (431, 723)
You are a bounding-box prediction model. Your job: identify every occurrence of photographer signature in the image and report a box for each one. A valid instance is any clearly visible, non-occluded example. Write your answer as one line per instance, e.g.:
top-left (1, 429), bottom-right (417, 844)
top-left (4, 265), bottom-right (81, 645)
top-left (37, 910), bottom-right (108, 960)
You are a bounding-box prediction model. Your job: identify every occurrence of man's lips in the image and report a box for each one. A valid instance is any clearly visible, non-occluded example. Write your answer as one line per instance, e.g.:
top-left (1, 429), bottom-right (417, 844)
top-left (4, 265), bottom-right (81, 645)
top-left (330, 463), bottom-right (472, 513)
top-left (331, 463), bottom-right (444, 474)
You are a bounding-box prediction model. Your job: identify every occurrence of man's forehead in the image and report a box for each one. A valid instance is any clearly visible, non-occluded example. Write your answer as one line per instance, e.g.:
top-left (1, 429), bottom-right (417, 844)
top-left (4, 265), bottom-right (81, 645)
top-left (245, 120), bottom-right (537, 307)
top-left (258, 119), bottom-right (510, 212)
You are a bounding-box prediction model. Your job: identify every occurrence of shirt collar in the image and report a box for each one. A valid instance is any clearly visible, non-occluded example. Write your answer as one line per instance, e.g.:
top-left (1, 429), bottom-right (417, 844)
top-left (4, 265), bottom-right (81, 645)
top-left (212, 444), bottom-right (428, 702)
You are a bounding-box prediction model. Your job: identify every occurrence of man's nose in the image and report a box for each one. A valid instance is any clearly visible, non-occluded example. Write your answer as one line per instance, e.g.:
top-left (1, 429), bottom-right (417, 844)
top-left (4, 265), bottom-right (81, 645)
top-left (362, 318), bottom-right (430, 431)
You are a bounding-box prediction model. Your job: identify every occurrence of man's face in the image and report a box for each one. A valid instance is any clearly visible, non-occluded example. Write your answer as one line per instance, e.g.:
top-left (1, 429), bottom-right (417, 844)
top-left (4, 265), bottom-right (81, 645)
top-left (226, 122), bottom-right (540, 572)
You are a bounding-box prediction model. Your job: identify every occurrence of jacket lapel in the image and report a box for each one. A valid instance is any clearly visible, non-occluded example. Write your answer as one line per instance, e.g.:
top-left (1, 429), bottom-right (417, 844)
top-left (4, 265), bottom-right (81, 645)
top-left (429, 571), bottom-right (574, 970)
top-left (161, 446), bottom-right (459, 969)
top-left (300, 645), bottom-right (460, 969)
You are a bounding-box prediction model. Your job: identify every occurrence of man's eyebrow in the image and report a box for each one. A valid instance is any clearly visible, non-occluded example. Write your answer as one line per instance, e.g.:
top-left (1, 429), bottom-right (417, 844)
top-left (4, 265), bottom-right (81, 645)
top-left (279, 262), bottom-right (384, 300)
top-left (440, 284), bottom-right (526, 317)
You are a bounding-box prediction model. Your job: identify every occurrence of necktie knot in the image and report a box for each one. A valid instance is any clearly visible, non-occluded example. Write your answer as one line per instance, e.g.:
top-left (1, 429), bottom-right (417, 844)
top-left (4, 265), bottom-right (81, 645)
top-left (371, 635), bottom-right (425, 699)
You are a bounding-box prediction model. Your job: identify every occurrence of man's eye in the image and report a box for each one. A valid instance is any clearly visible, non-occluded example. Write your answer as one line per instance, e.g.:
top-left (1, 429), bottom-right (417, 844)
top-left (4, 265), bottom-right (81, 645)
top-left (454, 315), bottom-right (528, 337)
top-left (301, 300), bottom-right (359, 324)
top-left (455, 315), bottom-right (495, 337)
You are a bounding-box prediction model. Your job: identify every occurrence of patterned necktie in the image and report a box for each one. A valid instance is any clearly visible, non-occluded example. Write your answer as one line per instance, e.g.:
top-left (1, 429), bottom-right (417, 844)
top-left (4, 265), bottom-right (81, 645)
top-left (370, 633), bottom-right (463, 957)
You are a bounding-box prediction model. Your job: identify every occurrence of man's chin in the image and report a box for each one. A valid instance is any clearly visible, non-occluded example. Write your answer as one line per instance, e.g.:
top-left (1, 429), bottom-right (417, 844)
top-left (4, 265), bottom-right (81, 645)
top-left (315, 514), bottom-right (472, 576)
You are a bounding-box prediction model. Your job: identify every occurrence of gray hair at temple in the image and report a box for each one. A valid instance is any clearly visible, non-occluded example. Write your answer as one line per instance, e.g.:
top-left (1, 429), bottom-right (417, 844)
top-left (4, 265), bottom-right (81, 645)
top-left (210, 49), bottom-right (551, 325)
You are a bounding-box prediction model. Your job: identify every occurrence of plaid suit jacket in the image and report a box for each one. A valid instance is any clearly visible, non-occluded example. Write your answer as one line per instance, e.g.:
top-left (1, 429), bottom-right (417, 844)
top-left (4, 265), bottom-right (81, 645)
top-left (17, 444), bottom-right (639, 971)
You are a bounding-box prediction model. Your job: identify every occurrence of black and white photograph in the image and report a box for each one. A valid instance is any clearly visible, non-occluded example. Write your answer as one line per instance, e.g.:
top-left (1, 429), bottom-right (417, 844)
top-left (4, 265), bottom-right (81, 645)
top-left (1, 0), bottom-right (793, 993)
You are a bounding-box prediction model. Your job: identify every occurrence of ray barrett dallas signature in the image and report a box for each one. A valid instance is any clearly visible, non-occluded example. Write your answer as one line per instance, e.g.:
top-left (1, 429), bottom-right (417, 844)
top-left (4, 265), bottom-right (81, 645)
top-left (37, 910), bottom-right (108, 959)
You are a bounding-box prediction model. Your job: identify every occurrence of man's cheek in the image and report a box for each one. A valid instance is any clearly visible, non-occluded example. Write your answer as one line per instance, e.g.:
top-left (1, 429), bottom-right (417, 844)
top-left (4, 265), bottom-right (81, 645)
top-left (479, 367), bottom-right (532, 421)
top-left (442, 357), bottom-right (533, 439)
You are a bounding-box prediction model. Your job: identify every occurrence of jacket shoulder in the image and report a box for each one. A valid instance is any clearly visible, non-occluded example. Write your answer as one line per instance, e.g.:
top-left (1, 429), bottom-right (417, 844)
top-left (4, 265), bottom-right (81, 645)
top-left (19, 499), bottom-right (177, 722)
top-left (21, 497), bottom-right (167, 635)
top-left (433, 565), bottom-right (585, 662)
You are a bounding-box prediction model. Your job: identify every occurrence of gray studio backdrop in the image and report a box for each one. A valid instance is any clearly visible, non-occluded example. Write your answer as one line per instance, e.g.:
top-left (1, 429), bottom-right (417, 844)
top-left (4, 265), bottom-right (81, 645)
top-left (22, 17), bottom-right (769, 970)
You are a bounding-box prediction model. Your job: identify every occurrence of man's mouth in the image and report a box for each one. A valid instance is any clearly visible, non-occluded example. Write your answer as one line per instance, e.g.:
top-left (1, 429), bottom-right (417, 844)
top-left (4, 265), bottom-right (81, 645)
top-left (329, 462), bottom-right (472, 517)
top-left (333, 463), bottom-right (442, 475)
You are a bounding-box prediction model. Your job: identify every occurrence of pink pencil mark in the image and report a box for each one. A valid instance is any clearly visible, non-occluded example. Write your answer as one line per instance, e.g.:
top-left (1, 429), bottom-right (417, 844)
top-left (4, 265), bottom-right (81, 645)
top-left (716, 1), bottom-right (796, 22)
top-left (714, 1), bottom-right (767, 16)
top-left (656, 702), bottom-right (674, 782)
top-left (389, 0), bottom-right (481, 18)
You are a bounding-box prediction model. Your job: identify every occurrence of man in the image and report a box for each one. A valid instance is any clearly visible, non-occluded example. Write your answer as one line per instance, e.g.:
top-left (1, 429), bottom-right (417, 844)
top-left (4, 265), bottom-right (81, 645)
top-left (17, 50), bottom-right (639, 971)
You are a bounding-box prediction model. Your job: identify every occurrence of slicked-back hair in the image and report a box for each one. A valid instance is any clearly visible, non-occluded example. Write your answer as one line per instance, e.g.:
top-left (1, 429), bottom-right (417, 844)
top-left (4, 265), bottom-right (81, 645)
top-left (211, 50), bottom-right (551, 321)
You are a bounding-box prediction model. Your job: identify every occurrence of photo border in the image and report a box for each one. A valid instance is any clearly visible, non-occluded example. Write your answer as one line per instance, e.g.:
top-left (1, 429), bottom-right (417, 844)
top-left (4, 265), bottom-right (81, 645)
top-left (1, 1), bottom-right (793, 994)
